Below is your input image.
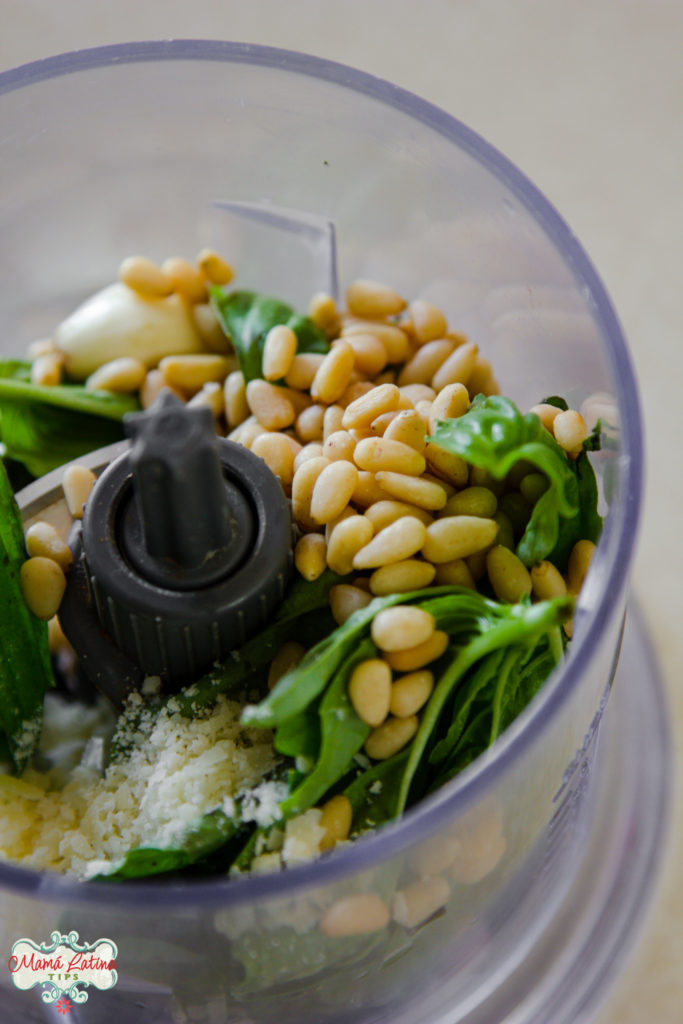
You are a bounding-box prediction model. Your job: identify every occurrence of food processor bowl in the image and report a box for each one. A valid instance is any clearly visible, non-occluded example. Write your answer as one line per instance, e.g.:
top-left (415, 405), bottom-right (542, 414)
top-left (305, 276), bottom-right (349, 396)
top-left (0, 41), bottom-right (668, 1024)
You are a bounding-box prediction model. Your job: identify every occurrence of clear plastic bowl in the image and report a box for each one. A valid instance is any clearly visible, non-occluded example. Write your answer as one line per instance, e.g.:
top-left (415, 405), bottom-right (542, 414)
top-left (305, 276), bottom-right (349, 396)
top-left (0, 41), bottom-right (665, 1024)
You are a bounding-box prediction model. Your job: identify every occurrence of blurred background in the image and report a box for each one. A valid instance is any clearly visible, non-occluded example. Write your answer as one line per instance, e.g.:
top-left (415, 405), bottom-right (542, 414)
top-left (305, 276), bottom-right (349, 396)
top-left (1, 2), bottom-right (681, 1021)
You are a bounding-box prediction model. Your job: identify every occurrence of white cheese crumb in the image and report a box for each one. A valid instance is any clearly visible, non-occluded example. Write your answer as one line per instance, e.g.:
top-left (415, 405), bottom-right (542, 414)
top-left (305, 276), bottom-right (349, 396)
top-left (281, 809), bottom-right (325, 866)
top-left (0, 694), bottom-right (278, 877)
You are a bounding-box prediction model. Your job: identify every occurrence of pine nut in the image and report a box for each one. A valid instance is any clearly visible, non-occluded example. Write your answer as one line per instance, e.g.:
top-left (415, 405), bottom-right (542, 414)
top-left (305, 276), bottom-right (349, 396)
top-left (553, 409), bottom-right (587, 453)
top-left (192, 302), bottom-right (229, 352)
top-left (567, 539), bottom-right (596, 593)
top-left (351, 471), bottom-right (390, 508)
top-left (48, 615), bottom-right (71, 654)
top-left (295, 403), bottom-right (325, 442)
top-left (344, 333), bottom-right (388, 377)
top-left (433, 559), bottom-right (476, 589)
top-left (27, 338), bottom-right (59, 360)
top-left (342, 320), bottom-right (411, 364)
top-left (310, 461), bottom-right (359, 524)
top-left (370, 410), bottom-right (401, 436)
top-left (430, 382), bottom-right (470, 429)
top-left (353, 437), bottom-right (427, 477)
top-left (408, 299), bottom-right (448, 345)
top-left (383, 630), bottom-right (449, 671)
top-left (85, 356), bottom-right (147, 393)
top-left (251, 432), bottom-right (296, 485)
top-left (348, 659), bottom-right (392, 726)
top-left (467, 357), bottom-right (497, 397)
top-left (62, 465), bottom-right (96, 518)
top-left (383, 410), bottom-right (427, 453)
top-left (329, 584), bottom-right (373, 625)
top-left (30, 351), bottom-right (63, 387)
top-left (320, 892), bottom-right (390, 937)
top-left (397, 339), bottom-right (454, 387)
top-left (450, 832), bottom-right (507, 884)
top-left (466, 550), bottom-right (488, 582)
top-left (223, 371), bottom-right (249, 428)
top-left (342, 383), bottom-right (401, 430)
top-left (423, 472), bottom-right (456, 498)
top-left (118, 256), bottom-right (173, 298)
top-left (321, 404), bottom-right (344, 440)
top-left (422, 516), bottom-right (498, 563)
top-left (246, 379), bottom-right (296, 430)
top-left (228, 417), bottom-right (267, 449)
top-left (492, 510), bottom-right (515, 551)
top-left (371, 605), bottom-right (435, 652)
top-left (431, 341), bottom-right (479, 391)
top-left (187, 381), bottom-right (225, 418)
top-left (325, 506), bottom-right (356, 543)
top-left (140, 368), bottom-right (183, 407)
top-left (365, 714), bottom-right (419, 760)
top-left (486, 545), bottom-right (532, 602)
top-left (319, 795), bottom-right (353, 851)
top-left (365, 500), bottom-right (434, 533)
top-left (410, 836), bottom-right (461, 877)
top-left (392, 876), bottom-right (450, 929)
top-left (353, 517), bottom-right (427, 570)
top-left (424, 444), bottom-right (469, 487)
top-left (24, 521), bottom-right (73, 570)
top-left (268, 641), bottom-right (307, 690)
top-left (441, 487), bottom-right (498, 519)
top-left (294, 442), bottom-right (324, 472)
top-left (262, 324), bottom-right (298, 381)
top-left (20, 557), bottom-right (67, 620)
top-left (294, 533), bottom-right (328, 581)
top-left (529, 402), bottom-right (562, 432)
top-left (291, 455), bottom-right (331, 530)
top-left (530, 560), bottom-right (567, 600)
top-left (196, 248), bottom-right (234, 286)
top-left (323, 430), bottom-right (357, 462)
top-left (160, 354), bottom-right (232, 394)
top-left (400, 384), bottom-right (436, 406)
top-left (285, 353), bottom-right (325, 390)
top-left (308, 292), bottom-right (338, 330)
top-left (162, 257), bottom-right (208, 303)
top-left (369, 559), bottom-right (435, 596)
top-left (519, 473), bottom-right (549, 504)
top-left (390, 670), bottom-right (434, 717)
top-left (375, 472), bottom-right (448, 511)
top-left (326, 516), bottom-right (374, 575)
top-left (310, 342), bottom-right (355, 404)
top-left (346, 279), bottom-right (407, 319)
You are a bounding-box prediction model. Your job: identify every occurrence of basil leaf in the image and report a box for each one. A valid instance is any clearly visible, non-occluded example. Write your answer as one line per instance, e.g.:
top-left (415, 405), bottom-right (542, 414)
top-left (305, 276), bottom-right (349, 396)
top-left (278, 638), bottom-right (374, 817)
top-left (428, 395), bottom-right (582, 566)
top-left (91, 808), bottom-right (241, 880)
top-left (210, 288), bottom-right (329, 383)
top-left (0, 359), bottom-right (136, 476)
top-left (0, 459), bottom-right (54, 770)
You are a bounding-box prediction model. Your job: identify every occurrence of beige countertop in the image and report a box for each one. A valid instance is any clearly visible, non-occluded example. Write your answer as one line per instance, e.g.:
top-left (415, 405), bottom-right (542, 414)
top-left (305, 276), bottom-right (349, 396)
top-left (2, 2), bottom-right (682, 1021)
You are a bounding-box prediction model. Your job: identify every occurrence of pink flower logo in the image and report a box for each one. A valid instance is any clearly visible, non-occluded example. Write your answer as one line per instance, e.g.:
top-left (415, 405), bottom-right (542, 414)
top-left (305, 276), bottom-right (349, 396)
top-left (55, 996), bottom-right (72, 1015)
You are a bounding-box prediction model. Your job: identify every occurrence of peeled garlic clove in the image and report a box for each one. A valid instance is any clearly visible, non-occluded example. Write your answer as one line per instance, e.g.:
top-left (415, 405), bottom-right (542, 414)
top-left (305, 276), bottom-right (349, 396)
top-left (54, 282), bottom-right (205, 379)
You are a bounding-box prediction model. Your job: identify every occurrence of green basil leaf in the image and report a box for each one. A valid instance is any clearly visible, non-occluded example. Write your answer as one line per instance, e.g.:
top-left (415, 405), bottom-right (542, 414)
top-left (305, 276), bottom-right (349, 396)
top-left (210, 289), bottom-right (329, 383)
top-left (428, 395), bottom-right (581, 566)
top-left (0, 359), bottom-right (136, 476)
top-left (0, 459), bottom-right (55, 770)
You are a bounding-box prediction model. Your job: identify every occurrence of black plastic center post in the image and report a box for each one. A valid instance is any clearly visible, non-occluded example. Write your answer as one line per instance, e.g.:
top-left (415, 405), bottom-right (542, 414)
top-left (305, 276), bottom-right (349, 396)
top-left (59, 391), bottom-right (294, 703)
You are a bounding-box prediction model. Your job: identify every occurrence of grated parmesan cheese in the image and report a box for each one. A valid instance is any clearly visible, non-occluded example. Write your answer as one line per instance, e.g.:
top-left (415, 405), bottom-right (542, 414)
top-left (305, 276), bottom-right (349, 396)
top-left (0, 693), bottom-right (278, 878)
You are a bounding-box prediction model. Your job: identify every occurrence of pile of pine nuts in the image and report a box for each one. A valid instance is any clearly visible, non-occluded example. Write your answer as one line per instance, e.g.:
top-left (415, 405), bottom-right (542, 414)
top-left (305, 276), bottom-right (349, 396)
top-left (23, 255), bottom-right (597, 772)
